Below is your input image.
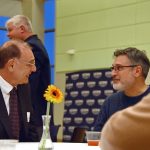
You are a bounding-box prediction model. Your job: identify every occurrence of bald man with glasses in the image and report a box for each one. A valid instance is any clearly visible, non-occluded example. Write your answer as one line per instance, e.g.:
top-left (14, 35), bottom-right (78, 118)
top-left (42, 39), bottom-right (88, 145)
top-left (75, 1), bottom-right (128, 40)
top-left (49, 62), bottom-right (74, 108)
top-left (0, 40), bottom-right (42, 141)
top-left (94, 47), bottom-right (150, 131)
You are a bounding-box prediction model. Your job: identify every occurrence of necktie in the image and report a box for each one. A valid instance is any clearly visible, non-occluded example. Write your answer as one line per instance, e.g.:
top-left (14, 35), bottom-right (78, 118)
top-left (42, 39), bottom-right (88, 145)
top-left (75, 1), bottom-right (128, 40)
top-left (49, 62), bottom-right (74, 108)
top-left (9, 88), bottom-right (20, 139)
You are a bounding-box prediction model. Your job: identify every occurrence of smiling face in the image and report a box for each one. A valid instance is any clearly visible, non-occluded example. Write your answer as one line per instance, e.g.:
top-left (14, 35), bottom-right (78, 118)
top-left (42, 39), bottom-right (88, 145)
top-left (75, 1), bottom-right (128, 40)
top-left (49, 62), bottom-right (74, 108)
top-left (0, 40), bottom-right (36, 86)
top-left (111, 55), bottom-right (139, 92)
top-left (11, 45), bottom-right (36, 85)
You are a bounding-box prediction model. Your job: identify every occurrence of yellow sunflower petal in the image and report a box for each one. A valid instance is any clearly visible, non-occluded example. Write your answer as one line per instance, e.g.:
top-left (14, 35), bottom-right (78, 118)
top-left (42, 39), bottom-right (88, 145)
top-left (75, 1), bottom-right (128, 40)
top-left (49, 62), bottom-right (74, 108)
top-left (43, 84), bottom-right (64, 103)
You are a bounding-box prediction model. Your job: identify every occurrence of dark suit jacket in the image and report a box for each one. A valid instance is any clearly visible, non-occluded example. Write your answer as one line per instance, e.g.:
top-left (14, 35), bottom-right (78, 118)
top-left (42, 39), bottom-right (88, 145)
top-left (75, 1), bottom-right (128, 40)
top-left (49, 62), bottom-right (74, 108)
top-left (0, 84), bottom-right (42, 142)
top-left (25, 35), bottom-right (53, 124)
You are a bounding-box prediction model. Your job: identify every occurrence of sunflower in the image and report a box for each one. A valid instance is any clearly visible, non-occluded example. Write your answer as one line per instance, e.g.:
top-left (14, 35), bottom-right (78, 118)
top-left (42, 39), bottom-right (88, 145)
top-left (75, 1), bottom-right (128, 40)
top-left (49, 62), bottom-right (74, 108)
top-left (43, 85), bottom-right (63, 103)
top-left (39, 85), bottom-right (64, 150)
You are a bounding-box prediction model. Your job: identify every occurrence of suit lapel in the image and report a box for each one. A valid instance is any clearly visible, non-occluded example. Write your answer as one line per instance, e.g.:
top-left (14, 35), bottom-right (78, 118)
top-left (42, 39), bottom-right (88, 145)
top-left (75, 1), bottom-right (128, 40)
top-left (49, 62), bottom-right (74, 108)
top-left (17, 85), bottom-right (28, 127)
top-left (0, 90), bottom-right (12, 138)
top-left (17, 84), bottom-right (31, 136)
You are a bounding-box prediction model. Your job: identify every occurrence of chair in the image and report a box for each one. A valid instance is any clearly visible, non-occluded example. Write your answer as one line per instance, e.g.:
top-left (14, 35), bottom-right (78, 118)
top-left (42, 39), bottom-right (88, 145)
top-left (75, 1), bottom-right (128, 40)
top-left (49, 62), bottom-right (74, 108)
top-left (70, 127), bottom-right (88, 143)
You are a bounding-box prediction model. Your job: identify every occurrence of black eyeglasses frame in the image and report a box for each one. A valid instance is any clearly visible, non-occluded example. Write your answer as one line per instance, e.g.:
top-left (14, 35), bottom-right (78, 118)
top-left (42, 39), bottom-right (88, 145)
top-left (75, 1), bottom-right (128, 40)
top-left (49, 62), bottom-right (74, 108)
top-left (110, 65), bottom-right (138, 71)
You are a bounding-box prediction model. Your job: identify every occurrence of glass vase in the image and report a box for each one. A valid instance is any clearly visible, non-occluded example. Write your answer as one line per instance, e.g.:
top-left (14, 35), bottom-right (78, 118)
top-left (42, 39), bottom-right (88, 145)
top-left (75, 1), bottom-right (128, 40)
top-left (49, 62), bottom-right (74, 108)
top-left (38, 115), bottom-right (53, 150)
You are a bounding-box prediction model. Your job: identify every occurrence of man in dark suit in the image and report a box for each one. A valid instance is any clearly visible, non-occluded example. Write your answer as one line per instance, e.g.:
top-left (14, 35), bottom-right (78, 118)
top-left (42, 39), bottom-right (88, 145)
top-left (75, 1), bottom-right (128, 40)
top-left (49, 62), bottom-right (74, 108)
top-left (5, 15), bottom-right (52, 124)
top-left (0, 40), bottom-right (42, 141)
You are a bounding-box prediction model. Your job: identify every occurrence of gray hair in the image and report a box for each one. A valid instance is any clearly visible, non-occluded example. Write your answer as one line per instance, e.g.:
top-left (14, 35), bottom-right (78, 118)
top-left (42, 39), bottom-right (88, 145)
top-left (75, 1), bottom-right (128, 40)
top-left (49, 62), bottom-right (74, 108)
top-left (5, 15), bottom-right (33, 32)
top-left (114, 47), bottom-right (150, 79)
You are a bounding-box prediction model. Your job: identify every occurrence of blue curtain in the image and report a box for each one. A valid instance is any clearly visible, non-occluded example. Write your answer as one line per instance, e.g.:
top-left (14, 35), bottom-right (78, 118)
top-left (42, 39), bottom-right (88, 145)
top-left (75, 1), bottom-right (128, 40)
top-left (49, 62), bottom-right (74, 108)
top-left (63, 69), bottom-right (115, 142)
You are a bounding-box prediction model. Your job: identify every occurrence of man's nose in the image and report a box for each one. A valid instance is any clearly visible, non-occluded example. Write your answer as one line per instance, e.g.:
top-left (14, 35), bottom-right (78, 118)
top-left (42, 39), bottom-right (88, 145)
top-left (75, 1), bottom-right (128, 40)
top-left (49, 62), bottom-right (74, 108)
top-left (6, 32), bottom-right (10, 38)
top-left (111, 69), bottom-right (118, 77)
top-left (31, 65), bottom-right (36, 72)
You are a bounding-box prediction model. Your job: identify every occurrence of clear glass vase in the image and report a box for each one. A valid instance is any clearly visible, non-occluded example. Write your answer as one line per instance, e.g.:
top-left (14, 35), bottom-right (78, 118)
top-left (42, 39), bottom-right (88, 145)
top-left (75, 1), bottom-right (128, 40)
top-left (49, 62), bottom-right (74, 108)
top-left (38, 115), bottom-right (53, 150)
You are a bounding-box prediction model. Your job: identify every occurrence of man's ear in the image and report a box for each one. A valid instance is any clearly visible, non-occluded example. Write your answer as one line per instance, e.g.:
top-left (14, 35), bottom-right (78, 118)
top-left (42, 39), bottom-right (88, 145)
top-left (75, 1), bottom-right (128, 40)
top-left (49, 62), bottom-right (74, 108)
top-left (134, 65), bottom-right (142, 77)
top-left (7, 59), bottom-right (15, 72)
top-left (20, 25), bottom-right (26, 32)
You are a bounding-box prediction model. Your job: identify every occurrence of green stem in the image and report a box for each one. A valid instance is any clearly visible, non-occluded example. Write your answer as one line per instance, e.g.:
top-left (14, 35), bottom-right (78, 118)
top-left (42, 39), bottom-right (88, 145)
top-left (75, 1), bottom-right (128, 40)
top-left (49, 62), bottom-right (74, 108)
top-left (46, 102), bottom-right (50, 116)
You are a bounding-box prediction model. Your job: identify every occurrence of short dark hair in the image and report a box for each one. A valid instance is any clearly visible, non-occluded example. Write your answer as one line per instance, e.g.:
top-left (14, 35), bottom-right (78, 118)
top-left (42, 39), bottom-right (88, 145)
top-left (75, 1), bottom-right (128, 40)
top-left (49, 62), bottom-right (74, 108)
top-left (0, 44), bottom-right (21, 68)
top-left (113, 47), bottom-right (150, 79)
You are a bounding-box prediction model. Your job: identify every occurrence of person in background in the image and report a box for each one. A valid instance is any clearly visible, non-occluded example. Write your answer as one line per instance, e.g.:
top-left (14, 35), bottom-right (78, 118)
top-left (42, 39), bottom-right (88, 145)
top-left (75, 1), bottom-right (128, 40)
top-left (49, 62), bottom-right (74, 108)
top-left (0, 39), bottom-right (42, 141)
top-left (5, 15), bottom-right (51, 123)
top-left (101, 93), bottom-right (150, 150)
top-left (94, 47), bottom-right (150, 131)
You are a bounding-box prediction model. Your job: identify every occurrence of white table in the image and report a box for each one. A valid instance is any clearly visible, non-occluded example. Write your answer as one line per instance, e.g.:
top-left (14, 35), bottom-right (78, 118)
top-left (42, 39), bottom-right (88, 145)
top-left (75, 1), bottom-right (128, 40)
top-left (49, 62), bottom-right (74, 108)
top-left (16, 142), bottom-right (101, 150)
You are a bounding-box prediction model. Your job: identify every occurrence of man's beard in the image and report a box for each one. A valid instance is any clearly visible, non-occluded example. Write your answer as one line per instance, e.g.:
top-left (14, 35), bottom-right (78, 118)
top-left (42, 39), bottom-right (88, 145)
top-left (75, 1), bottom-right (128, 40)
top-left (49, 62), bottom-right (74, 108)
top-left (112, 83), bottom-right (125, 91)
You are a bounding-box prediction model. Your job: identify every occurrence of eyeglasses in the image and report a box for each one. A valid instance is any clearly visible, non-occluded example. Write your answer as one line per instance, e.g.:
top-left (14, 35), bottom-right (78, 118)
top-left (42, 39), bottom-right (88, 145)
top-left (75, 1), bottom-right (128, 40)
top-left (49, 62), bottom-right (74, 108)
top-left (15, 58), bottom-right (35, 68)
top-left (20, 60), bottom-right (35, 67)
top-left (22, 61), bottom-right (35, 67)
top-left (110, 65), bottom-right (138, 72)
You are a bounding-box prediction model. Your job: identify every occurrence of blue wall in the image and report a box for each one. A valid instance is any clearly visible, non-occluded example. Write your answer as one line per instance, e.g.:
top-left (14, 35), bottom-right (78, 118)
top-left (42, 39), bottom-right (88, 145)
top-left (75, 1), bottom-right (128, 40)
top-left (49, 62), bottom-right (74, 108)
top-left (0, 16), bottom-right (9, 45)
top-left (44, 0), bottom-right (55, 84)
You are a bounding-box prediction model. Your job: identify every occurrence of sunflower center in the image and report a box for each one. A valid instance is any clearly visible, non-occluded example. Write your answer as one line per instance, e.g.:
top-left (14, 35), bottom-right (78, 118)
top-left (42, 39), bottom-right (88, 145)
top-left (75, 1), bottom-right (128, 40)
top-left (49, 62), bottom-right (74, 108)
top-left (52, 91), bottom-right (57, 96)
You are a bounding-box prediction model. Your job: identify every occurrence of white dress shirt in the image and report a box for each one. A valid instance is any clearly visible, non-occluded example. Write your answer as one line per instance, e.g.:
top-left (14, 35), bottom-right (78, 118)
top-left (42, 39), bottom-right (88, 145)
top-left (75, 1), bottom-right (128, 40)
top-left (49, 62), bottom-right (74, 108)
top-left (0, 76), bottom-right (13, 115)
